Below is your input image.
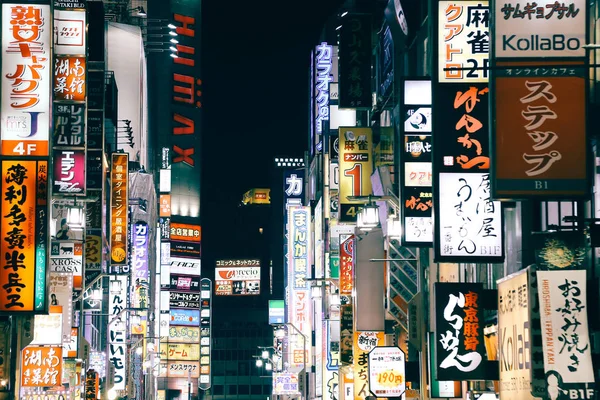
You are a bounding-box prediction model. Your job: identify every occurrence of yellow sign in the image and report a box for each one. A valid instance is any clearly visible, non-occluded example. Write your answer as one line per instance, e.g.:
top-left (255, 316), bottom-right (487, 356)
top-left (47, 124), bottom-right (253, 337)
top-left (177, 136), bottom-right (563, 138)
top-left (242, 188), bottom-right (271, 205)
top-left (169, 326), bottom-right (200, 343)
top-left (160, 343), bottom-right (200, 361)
top-left (353, 331), bottom-right (384, 400)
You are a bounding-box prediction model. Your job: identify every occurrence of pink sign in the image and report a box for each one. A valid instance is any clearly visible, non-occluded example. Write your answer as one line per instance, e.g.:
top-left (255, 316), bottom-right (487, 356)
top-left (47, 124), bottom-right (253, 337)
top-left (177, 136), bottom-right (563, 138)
top-left (53, 149), bottom-right (85, 194)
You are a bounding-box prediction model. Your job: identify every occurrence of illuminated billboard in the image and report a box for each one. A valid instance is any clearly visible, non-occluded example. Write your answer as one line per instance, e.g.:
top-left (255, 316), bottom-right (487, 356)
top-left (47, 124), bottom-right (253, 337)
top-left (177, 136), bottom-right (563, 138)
top-left (215, 266), bottom-right (260, 296)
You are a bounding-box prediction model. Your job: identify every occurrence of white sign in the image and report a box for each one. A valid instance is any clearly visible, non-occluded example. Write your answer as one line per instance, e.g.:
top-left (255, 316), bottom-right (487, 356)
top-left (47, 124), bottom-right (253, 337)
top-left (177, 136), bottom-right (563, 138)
top-left (32, 314), bottom-right (62, 345)
top-left (495, 0), bottom-right (585, 58)
top-left (405, 216), bottom-right (433, 243)
top-left (368, 347), bottom-right (406, 398)
top-left (215, 267), bottom-right (260, 280)
top-left (404, 162), bottom-right (432, 187)
top-left (53, 10), bottom-right (86, 55)
top-left (1, 4), bottom-right (51, 156)
top-left (537, 270), bottom-right (595, 385)
top-left (329, 163), bottom-right (339, 189)
top-left (438, 173), bottom-right (502, 258)
top-left (108, 276), bottom-right (127, 390)
top-left (438, 1), bottom-right (489, 82)
top-left (48, 272), bottom-right (73, 346)
top-left (170, 256), bottom-right (201, 276)
top-left (272, 373), bottom-right (300, 395)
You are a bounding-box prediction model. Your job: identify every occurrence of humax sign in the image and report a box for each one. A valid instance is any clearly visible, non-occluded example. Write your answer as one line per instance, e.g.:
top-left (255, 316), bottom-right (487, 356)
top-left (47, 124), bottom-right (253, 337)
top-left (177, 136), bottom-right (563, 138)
top-left (495, 0), bottom-right (585, 58)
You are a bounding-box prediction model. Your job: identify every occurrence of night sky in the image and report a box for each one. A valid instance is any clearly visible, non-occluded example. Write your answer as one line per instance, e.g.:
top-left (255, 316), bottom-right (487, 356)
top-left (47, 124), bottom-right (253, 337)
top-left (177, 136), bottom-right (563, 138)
top-left (201, 0), bottom-right (343, 259)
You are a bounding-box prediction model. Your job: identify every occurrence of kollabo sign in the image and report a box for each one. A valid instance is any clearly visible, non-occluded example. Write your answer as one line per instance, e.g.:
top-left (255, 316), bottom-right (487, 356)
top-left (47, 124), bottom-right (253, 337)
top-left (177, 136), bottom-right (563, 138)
top-left (494, 0), bottom-right (585, 58)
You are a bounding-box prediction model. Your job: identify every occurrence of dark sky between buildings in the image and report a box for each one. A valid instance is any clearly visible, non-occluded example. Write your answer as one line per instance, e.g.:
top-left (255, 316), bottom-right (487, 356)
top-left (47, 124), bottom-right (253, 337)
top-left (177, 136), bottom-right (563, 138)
top-left (201, 0), bottom-right (344, 260)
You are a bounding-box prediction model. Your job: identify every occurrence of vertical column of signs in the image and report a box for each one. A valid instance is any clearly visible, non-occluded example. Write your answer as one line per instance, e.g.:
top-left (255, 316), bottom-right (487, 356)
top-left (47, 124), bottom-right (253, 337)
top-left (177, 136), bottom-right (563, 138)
top-left (338, 128), bottom-right (373, 222)
top-left (401, 79), bottom-right (433, 246)
top-left (108, 154), bottom-right (129, 390)
top-left (199, 278), bottom-right (212, 391)
top-left (491, 1), bottom-right (588, 198)
top-left (158, 147), bottom-right (172, 357)
top-left (84, 8), bottom-right (106, 307)
top-left (433, 1), bottom-right (504, 263)
top-left (52, 2), bottom-right (87, 197)
top-left (0, 3), bottom-right (52, 315)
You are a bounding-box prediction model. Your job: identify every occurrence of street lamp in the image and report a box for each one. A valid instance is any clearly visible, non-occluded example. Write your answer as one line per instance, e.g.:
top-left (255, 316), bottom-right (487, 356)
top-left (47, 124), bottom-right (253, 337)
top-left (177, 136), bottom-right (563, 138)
top-left (357, 199), bottom-right (379, 231)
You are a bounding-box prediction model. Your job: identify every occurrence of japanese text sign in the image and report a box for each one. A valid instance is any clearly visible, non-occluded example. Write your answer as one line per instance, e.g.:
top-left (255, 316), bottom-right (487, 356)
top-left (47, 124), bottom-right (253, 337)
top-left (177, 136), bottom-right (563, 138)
top-left (160, 343), bottom-right (200, 361)
top-left (273, 372), bottom-right (300, 395)
top-left (493, 68), bottom-right (587, 197)
top-left (160, 361), bottom-right (200, 378)
top-left (53, 103), bottom-right (86, 147)
top-left (169, 326), bottom-right (200, 344)
top-left (339, 235), bottom-right (354, 296)
top-left (368, 346), bottom-right (406, 397)
top-left (170, 222), bottom-right (201, 242)
top-left (110, 153), bottom-right (128, 266)
top-left (0, 159), bottom-right (48, 312)
top-left (339, 14), bottom-right (372, 108)
top-left (21, 346), bottom-right (63, 387)
top-left (438, 1), bottom-right (489, 82)
top-left (339, 127), bottom-right (373, 222)
top-left (434, 283), bottom-right (485, 380)
top-left (402, 79), bottom-right (433, 245)
top-left (537, 270), bottom-right (595, 388)
top-left (53, 56), bottom-right (86, 102)
top-left (437, 173), bottom-right (503, 261)
top-left (353, 331), bottom-right (384, 400)
top-left (52, 149), bottom-right (85, 195)
top-left (199, 278), bottom-right (212, 387)
top-left (314, 42), bottom-right (333, 136)
top-left (131, 221), bottom-right (149, 335)
top-left (215, 267), bottom-right (260, 296)
top-left (53, 10), bottom-right (86, 55)
top-left (494, 0), bottom-right (585, 58)
top-left (85, 370), bottom-right (99, 400)
top-left (108, 275), bottom-right (127, 390)
top-left (436, 83), bottom-right (490, 172)
top-left (497, 269), bottom-right (533, 399)
top-left (1, 4), bottom-right (51, 157)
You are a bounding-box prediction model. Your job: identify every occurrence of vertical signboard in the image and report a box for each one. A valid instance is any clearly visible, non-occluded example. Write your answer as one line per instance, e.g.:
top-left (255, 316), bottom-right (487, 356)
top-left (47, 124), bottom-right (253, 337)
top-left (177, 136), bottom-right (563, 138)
top-left (438, 1), bottom-right (489, 82)
top-left (1, 4), bottom-right (52, 157)
top-left (52, 148), bottom-right (86, 194)
top-left (492, 65), bottom-right (587, 197)
top-left (402, 79), bottom-right (433, 245)
top-left (287, 206), bottom-right (311, 370)
top-left (53, 9), bottom-right (86, 55)
top-left (537, 270), bottom-right (596, 395)
top-left (497, 269), bottom-right (534, 399)
top-left (339, 235), bottom-right (354, 297)
top-left (199, 278), bottom-right (212, 391)
top-left (378, 24), bottom-right (394, 105)
top-left (110, 153), bottom-right (129, 268)
top-left (314, 42), bottom-right (333, 138)
top-left (434, 1), bottom-right (503, 263)
top-left (339, 14), bottom-right (372, 108)
top-left (0, 160), bottom-right (48, 312)
top-left (53, 56), bottom-right (87, 101)
top-left (131, 221), bottom-right (149, 335)
top-left (353, 331), bottom-right (384, 400)
top-left (338, 127), bottom-right (373, 222)
top-left (368, 347), bottom-right (405, 398)
top-left (434, 283), bottom-right (486, 380)
top-left (108, 275), bottom-right (128, 390)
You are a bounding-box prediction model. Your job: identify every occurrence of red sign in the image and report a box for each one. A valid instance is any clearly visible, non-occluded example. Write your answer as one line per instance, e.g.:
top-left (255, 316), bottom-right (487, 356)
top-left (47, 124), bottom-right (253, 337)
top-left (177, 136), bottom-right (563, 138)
top-left (53, 56), bottom-right (86, 101)
top-left (339, 235), bottom-right (355, 296)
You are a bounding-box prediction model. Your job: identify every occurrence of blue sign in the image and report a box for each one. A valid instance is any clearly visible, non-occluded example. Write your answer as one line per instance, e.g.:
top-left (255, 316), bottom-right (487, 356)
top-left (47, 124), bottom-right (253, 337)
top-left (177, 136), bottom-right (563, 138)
top-left (169, 308), bottom-right (200, 326)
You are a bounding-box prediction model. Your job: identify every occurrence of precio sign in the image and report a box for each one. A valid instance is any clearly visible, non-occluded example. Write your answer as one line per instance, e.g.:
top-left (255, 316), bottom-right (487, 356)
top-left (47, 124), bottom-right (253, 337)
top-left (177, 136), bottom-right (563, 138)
top-left (494, 0), bottom-right (585, 58)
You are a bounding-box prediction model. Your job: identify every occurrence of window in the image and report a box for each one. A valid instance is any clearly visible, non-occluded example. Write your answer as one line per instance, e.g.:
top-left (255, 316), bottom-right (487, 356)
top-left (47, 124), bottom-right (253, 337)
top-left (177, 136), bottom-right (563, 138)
top-left (251, 385), bottom-right (262, 395)
top-left (238, 361), bottom-right (249, 376)
top-left (262, 385), bottom-right (271, 395)
top-left (212, 386), bottom-right (224, 395)
top-left (228, 386), bottom-right (238, 395)
top-left (238, 385), bottom-right (249, 395)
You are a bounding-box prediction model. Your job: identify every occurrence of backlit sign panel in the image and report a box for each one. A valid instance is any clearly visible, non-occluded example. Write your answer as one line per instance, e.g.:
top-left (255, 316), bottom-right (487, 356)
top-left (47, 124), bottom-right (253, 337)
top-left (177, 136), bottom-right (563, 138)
top-left (52, 149), bottom-right (86, 195)
top-left (438, 1), bottom-right (489, 82)
top-left (108, 275), bottom-right (127, 390)
top-left (1, 4), bottom-right (52, 157)
top-left (53, 56), bottom-right (86, 102)
top-left (53, 10), bottom-right (86, 55)
top-left (109, 153), bottom-right (128, 267)
top-left (0, 160), bottom-right (48, 312)
top-left (214, 266), bottom-right (260, 296)
top-left (494, 0), bottom-right (585, 58)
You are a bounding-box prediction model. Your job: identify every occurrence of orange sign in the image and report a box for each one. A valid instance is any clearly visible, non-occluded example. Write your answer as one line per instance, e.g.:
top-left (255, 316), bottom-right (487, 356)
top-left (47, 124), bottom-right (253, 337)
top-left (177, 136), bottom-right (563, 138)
top-left (170, 222), bottom-right (201, 242)
top-left (110, 153), bottom-right (128, 265)
top-left (494, 62), bottom-right (587, 197)
top-left (0, 160), bottom-right (48, 312)
top-left (53, 56), bottom-right (86, 102)
top-left (159, 194), bottom-right (171, 217)
top-left (21, 346), bottom-right (63, 387)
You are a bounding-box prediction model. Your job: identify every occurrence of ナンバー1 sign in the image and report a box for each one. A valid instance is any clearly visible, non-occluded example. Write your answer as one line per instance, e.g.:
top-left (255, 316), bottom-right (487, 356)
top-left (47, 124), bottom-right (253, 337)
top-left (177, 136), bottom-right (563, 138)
top-left (368, 346), bottom-right (406, 398)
